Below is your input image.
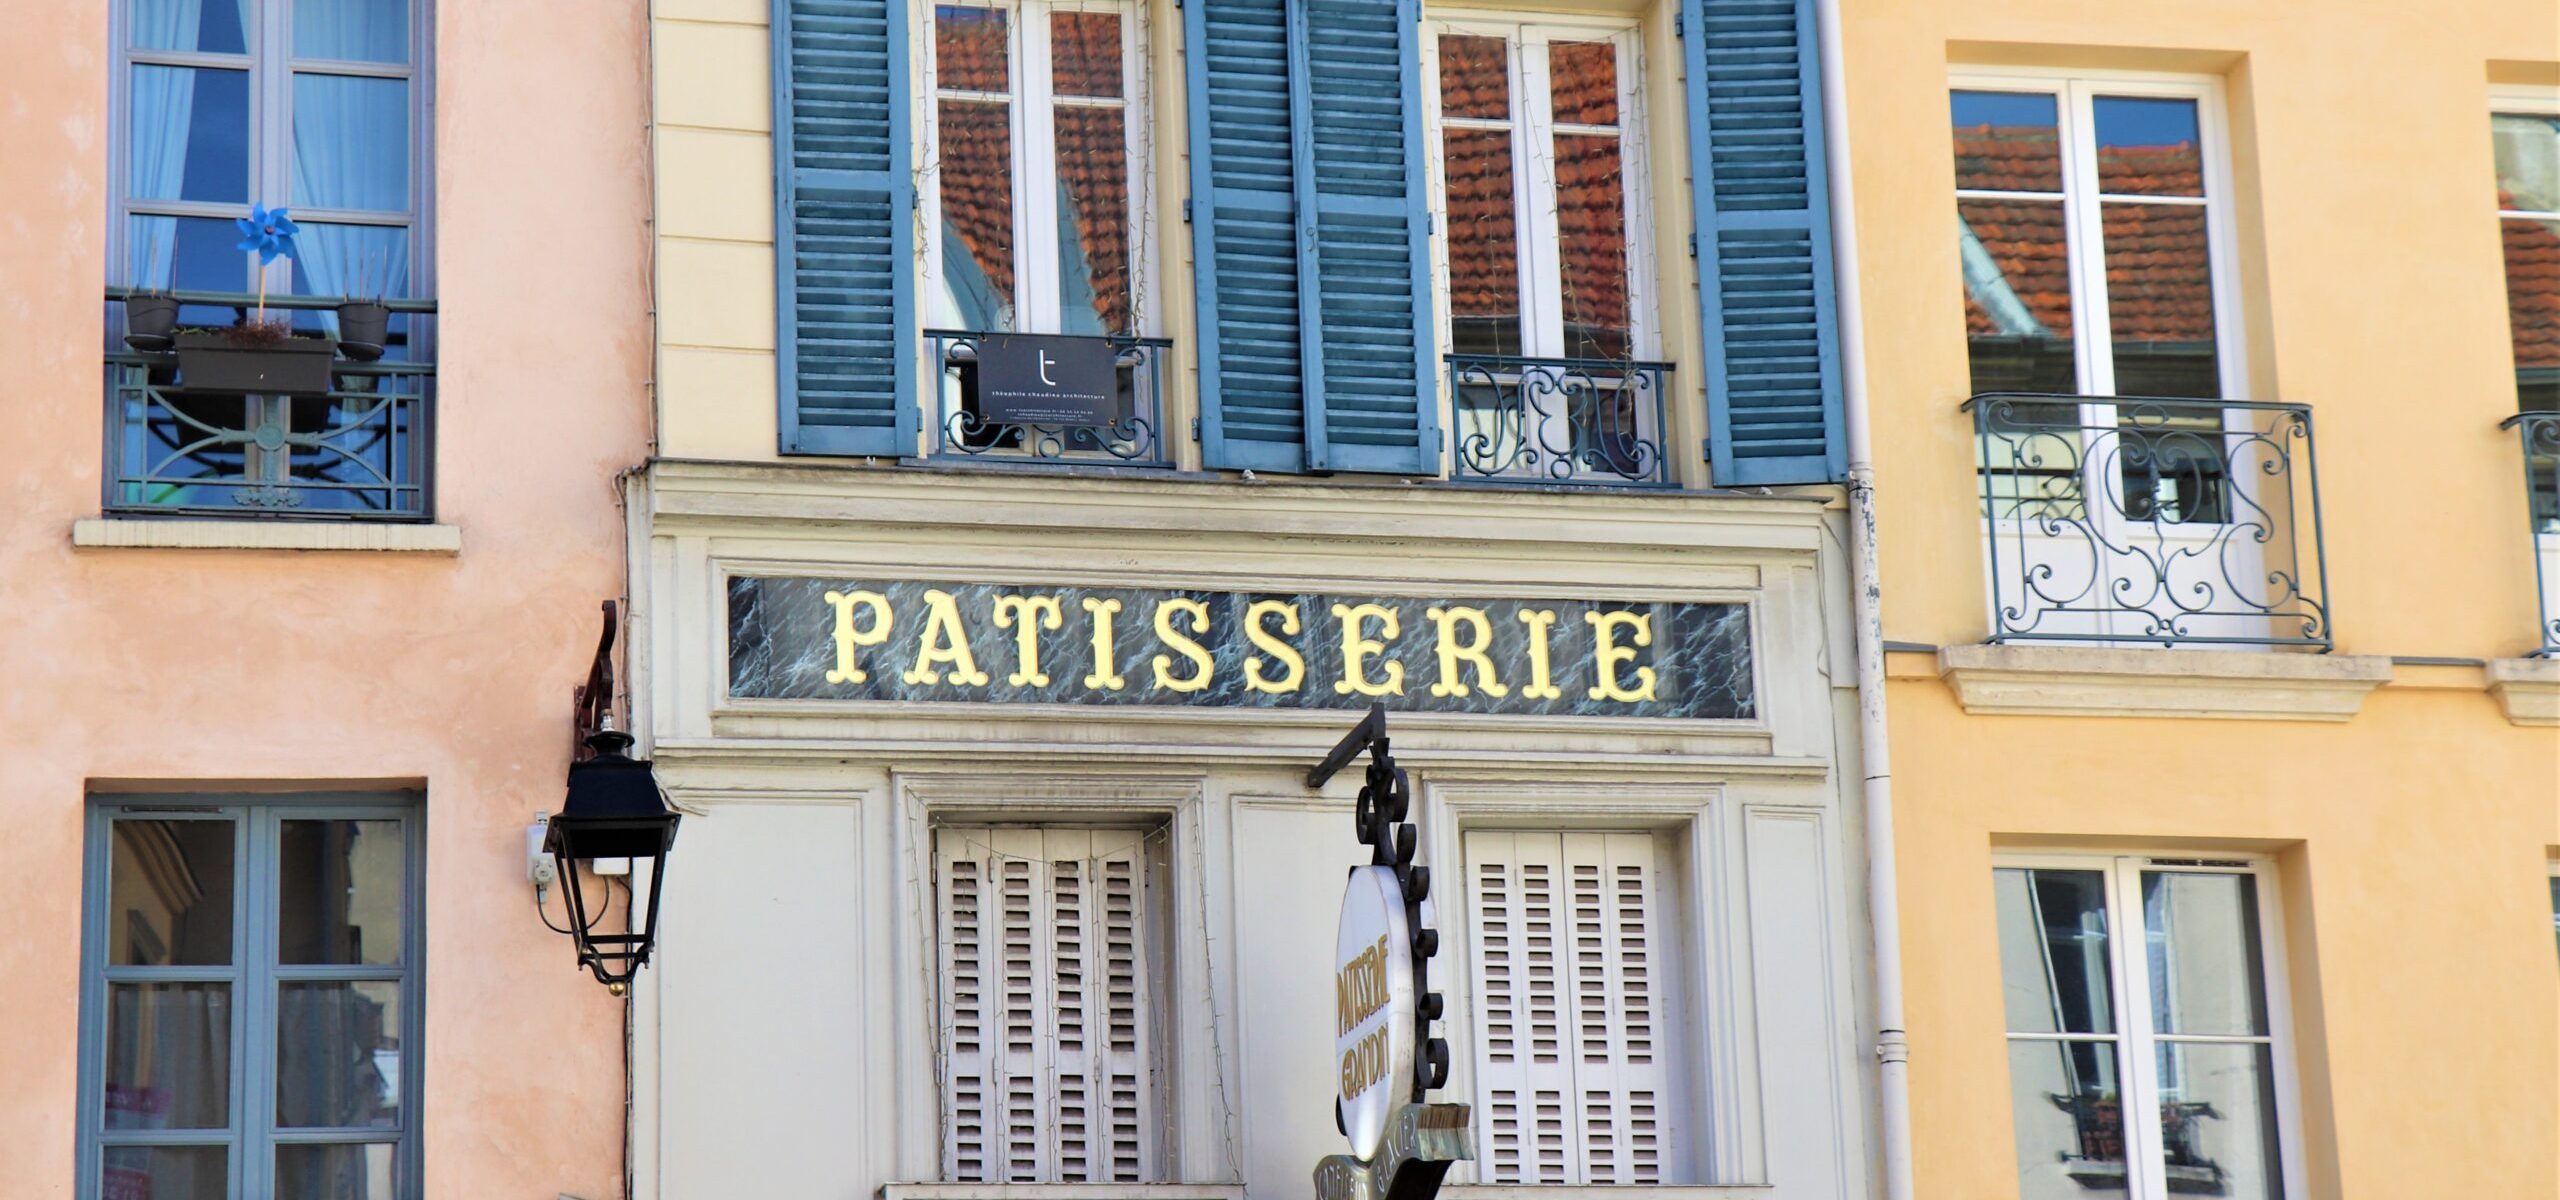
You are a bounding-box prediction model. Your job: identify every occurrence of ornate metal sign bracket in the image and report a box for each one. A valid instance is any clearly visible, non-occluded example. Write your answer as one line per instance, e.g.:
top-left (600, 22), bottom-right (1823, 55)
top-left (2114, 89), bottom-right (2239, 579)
top-left (1310, 703), bottom-right (1473, 1200)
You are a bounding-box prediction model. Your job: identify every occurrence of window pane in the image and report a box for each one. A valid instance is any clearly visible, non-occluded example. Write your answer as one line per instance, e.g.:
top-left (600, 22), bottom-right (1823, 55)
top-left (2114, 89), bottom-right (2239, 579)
top-left (132, 0), bottom-right (249, 55)
top-left (2155, 1041), bottom-right (2285, 1200)
top-left (102, 1146), bottom-right (228, 1200)
top-left (1051, 11), bottom-right (1121, 100)
top-left (292, 73), bottom-right (411, 212)
top-left (2503, 216), bottom-right (2559, 411)
top-left (2101, 202), bottom-right (2220, 398)
top-left (130, 65), bottom-right (250, 203)
top-left (1555, 132), bottom-right (1629, 361)
top-left (1439, 34), bottom-right (1509, 122)
top-left (2141, 871), bottom-right (2269, 1037)
top-left (2092, 96), bottom-right (2203, 197)
top-left (277, 981), bottom-right (402, 1128)
top-left (109, 819), bottom-right (235, 966)
top-left (277, 1143), bottom-right (396, 1200)
top-left (1994, 868), bottom-right (2116, 1035)
top-left (1952, 90), bottom-right (2062, 193)
top-left (936, 5), bottom-right (1008, 92)
top-left (1443, 127), bottom-right (1521, 357)
top-left (106, 982), bottom-right (232, 1130)
top-left (1959, 198), bottom-right (2076, 394)
top-left (936, 100), bottom-right (1016, 331)
top-left (2007, 1039), bottom-right (2128, 1200)
top-left (295, 0), bottom-right (411, 63)
top-left (1548, 41), bottom-right (1617, 127)
top-left (1055, 105), bottom-right (1133, 336)
top-left (2492, 112), bottom-right (2559, 214)
top-left (128, 214), bottom-right (267, 317)
top-left (278, 819), bottom-right (404, 965)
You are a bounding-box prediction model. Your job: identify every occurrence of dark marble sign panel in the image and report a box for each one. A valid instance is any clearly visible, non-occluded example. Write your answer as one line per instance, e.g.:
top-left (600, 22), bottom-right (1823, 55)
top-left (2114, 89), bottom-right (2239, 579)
top-left (729, 577), bottom-right (1754, 720)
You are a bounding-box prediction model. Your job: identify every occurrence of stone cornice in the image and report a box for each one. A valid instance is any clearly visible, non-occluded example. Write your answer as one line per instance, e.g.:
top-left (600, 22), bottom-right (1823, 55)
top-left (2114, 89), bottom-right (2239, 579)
top-left (1936, 643), bottom-right (2395, 721)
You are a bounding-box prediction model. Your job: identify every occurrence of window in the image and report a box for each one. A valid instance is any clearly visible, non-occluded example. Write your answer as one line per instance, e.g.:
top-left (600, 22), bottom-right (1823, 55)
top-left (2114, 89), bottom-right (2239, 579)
top-left (1464, 829), bottom-right (1688, 1184)
top-left (2495, 105), bottom-right (2560, 415)
top-left (925, 0), bottom-right (1148, 337)
top-left (932, 825), bottom-right (1165, 1183)
top-left (1994, 856), bottom-right (2293, 1200)
top-left (114, 0), bottom-right (430, 329)
top-left (79, 796), bottom-right (422, 1200)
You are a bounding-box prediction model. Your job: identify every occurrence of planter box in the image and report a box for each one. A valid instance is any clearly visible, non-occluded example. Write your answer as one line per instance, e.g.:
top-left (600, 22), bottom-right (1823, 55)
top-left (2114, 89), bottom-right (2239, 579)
top-left (174, 330), bottom-right (338, 395)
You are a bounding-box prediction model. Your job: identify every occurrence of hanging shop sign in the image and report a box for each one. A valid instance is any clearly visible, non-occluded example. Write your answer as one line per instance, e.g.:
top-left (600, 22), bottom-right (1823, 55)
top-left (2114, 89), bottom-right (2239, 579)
top-left (727, 577), bottom-right (1755, 719)
top-left (1336, 864), bottom-right (1416, 1159)
top-left (975, 333), bottom-right (1119, 426)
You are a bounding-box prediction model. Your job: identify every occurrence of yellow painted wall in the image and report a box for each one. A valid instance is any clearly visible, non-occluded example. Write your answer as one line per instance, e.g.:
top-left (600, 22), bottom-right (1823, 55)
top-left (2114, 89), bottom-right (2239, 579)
top-left (1839, 0), bottom-right (2560, 1193)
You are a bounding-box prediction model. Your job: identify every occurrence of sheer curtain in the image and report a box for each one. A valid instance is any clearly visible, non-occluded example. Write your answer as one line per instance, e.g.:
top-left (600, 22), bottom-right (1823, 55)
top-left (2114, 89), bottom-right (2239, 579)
top-left (128, 0), bottom-right (227, 287)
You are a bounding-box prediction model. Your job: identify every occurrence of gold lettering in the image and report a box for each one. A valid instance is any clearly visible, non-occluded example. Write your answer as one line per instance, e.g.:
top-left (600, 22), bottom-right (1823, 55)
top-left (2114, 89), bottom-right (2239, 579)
top-left (1517, 608), bottom-right (1564, 699)
top-left (1081, 597), bottom-right (1127, 690)
top-left (1244, 599), bottom-right (1306, 695)
top-left (900, 588), bottom-right (990, 686)
top-left (1150, 597), bottom-right (1216, 694)
top-left (990, 594), bottom-right (1064, 686)
top-left (1332, 602), bottom-right (1405, 696)
top-left (1425, 605), bottom-right (1508, 699)
top-left (821, 589), bottom-right (892, 684)
top-left (1584, 609), bottom-right (1658, 702)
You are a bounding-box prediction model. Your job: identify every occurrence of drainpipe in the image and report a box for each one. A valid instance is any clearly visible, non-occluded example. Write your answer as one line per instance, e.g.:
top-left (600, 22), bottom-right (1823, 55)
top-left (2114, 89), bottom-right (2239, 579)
top-left (1811, 1), bottom-right (1914, 1198)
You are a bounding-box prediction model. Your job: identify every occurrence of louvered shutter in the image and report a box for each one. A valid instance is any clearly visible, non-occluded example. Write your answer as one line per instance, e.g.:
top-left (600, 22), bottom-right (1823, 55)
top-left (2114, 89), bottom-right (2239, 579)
top-left (936, 827), bottom-right (1159, 1184)
top-left (774, 0), bottom-right (918, 456)
top-left (1186, 0), bottom-right (1438, 474)
top-left (1683, 0), bottom-right (1845, 486)
top-left (1467, 831), bottom-right (1680, 1185)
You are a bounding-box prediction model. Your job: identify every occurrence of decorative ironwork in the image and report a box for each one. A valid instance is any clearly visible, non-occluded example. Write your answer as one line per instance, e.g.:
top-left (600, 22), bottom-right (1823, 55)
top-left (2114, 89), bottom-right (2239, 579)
top-left (1964, 393), bottom-right (2331, 649)
top-left (1306, 704), bottom-right (1450, 1103)
top-left (926, 329), bottom-right (1173, 467)
top-left (104, 289), bottom-right (434, 520)
top-left (2503, 411), bottom-right (2560, 655)
top-left (573, 600), bottom-right (621, 758)
top-left (1446, 354), bottom-right (1671, 487)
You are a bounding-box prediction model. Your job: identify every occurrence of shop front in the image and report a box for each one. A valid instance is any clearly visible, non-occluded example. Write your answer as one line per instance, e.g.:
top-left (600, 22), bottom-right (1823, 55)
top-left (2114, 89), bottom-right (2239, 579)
top-left (621, 462), bottom-right (1876, 1199)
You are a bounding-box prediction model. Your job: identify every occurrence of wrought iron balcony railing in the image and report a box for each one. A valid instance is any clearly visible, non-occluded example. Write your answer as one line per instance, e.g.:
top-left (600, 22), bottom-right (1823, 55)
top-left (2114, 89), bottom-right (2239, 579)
top-left (1964, 393), bottom-right (2330, 649)
top-left (2503, 410), bottom-right (2560, 655)
top-left (1447, 354), bottom-right (1672, 487)
top-left (926, 330), bottom-right (1174, 468)
top-left (105, 289), bottom-right (435, 520)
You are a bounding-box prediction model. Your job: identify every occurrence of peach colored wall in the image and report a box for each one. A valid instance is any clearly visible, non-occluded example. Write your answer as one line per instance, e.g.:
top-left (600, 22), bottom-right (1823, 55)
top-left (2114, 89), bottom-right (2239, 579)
top-left (1837, 0), bottom-right (2560, 1195)
top-left (0, 2), bottom-right (652, 1198)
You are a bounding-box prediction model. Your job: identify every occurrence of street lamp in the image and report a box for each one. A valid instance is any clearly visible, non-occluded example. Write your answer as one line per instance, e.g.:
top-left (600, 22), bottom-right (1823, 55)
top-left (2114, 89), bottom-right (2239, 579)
top-left (544, 722), bottom-right (679, 994)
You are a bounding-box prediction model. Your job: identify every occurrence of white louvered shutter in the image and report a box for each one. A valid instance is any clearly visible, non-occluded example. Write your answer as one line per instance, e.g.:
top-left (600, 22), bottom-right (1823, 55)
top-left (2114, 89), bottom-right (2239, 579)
top-left (936, 827), bottom-right (1159, 1183)
top-left (1466, 830), bottom-right (1680, 1184)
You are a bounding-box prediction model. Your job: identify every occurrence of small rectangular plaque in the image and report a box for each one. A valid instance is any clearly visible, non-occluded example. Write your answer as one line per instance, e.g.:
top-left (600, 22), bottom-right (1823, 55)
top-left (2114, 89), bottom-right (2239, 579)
top-left (975, 334), bottom-right (1118, 426)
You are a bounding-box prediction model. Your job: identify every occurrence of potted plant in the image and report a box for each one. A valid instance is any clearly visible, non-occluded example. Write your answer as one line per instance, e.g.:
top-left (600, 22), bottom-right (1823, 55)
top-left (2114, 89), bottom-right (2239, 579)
top-left (122, 225), bottom-right (179, 352)
top-left (173, 205), bottom-right (336, 395)
top-left (335, 248), bottom-right (391, 363)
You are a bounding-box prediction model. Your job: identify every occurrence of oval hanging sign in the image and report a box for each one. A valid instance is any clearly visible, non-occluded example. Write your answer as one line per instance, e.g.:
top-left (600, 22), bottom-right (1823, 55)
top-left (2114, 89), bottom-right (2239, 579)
top-left (1335, 864), bottom-right (1415, 1160)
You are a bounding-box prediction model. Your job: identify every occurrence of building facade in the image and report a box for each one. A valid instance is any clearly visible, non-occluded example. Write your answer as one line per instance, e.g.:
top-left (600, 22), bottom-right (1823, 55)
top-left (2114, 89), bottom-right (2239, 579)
top-left (0, 2), bottom-right (652, 1197)
top-left (1833, 1), bottom-right (2560, 1198)
top-left (632, 0), bottom-right (1883, 1196)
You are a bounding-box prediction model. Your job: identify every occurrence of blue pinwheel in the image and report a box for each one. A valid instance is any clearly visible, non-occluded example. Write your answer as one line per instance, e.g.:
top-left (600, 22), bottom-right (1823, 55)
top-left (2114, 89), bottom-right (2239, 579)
top-left (235, 204), bottom-right (301, 265)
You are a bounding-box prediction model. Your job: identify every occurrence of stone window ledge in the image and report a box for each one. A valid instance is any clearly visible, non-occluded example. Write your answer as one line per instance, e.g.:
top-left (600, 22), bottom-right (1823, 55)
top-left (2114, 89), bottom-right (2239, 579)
top-left (72, 518), bottom-right (459, 555)
top-left (1937, 643), bottom-right (2393, 722)
top-left (879, 1187), bottom-right (1245, 1200)
top-left (2486, 658), bottom-right (2560, 727)
top-left (1442, 1188), bottom-right (1773, 1198)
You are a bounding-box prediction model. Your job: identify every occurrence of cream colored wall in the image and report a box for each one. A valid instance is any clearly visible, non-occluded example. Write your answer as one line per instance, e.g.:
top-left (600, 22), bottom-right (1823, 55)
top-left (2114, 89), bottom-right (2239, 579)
top-left (1838, 0), bottom-right (2560, 1195)
top-left (0, 2), bottom-right (653, 1197)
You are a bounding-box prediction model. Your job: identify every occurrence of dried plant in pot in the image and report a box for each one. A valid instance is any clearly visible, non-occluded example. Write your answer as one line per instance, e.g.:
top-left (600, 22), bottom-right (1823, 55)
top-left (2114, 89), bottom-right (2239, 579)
top-left (173, 205), bottom-right (337, 395)
top-left (123, 224), bottom-right (179, 351)
top-left (333, 247), bottom-right (393, 362)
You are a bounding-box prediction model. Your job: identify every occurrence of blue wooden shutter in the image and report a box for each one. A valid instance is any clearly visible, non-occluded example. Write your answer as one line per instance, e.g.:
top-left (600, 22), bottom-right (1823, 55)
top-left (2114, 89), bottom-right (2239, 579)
top-left (774, 0), bottom-right (917, 457)
top-left (1297, 0), bottom-right (1438, 474)
top-left (1188, 0), bottom-right (1436, 475)
top-left (1188, 0), bottom-right (1307, 471)
top-left (1684, 0), bottom-right (1845, 486)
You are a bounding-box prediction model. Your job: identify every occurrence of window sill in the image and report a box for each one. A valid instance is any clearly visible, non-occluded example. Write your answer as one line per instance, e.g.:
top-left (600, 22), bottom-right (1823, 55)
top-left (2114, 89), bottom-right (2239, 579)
top-left (2486, 657), bottom-right (2560, 726)
top-left (72, 517), bottom-right (459, 555)
top-left (1442, 1187), bottom-right (1774, 1197)
top-left (1936, 643), bottom-right (2393, 721)
top-left (879, 1187), bottom-right (1244, 1200)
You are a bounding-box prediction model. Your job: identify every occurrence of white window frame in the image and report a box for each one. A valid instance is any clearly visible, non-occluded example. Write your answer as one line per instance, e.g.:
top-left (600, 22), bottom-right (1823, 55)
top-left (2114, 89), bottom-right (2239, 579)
top-left (1422, 11), bottom-right (1658, 363)
top-left (1993, 852), bottom-right (2307, 1200)
top-left (919, 0), bottom-right (1156, 337)
top-left (2490, 92), bottom-right (2560, 627)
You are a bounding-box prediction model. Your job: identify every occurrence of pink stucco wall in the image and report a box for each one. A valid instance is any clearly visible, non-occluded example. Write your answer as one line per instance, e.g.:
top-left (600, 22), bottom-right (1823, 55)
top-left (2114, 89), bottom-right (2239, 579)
top-left (0, 2), bottom-right (652, 1196)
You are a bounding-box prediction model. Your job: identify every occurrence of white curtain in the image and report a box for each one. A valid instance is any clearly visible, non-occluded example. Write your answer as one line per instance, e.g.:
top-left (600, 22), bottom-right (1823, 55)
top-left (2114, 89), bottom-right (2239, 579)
top-left (127, 0), bottom-right (204, 289)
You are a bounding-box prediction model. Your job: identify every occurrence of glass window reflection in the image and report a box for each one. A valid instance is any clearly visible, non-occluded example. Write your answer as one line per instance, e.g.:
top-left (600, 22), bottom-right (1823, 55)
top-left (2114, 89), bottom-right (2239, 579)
top-left (1995, 868), bottom-right (2115, 1035)
top-left (130, 65), bottom-right (251, 204)
top-left (110, 820), bottom-right (236, 966)
top-left (2093, 96), bottom-right (2203, 197)
top-left (278, 820), bottom-right (405, 966)
top-left (295, 0), bottom-right (411, 64)
top-left (1952, 90), bottom-right (2063, 193)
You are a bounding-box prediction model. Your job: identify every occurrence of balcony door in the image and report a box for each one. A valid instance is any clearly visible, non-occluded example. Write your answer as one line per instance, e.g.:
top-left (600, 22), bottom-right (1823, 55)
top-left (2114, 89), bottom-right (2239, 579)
top-left (1953, 75), bottom-right (2294, 647)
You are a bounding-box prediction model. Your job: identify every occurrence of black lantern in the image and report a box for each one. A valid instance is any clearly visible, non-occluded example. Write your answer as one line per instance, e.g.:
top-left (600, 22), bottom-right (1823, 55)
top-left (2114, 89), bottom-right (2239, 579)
top-left (545, 723), bottom-right (679, 993)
